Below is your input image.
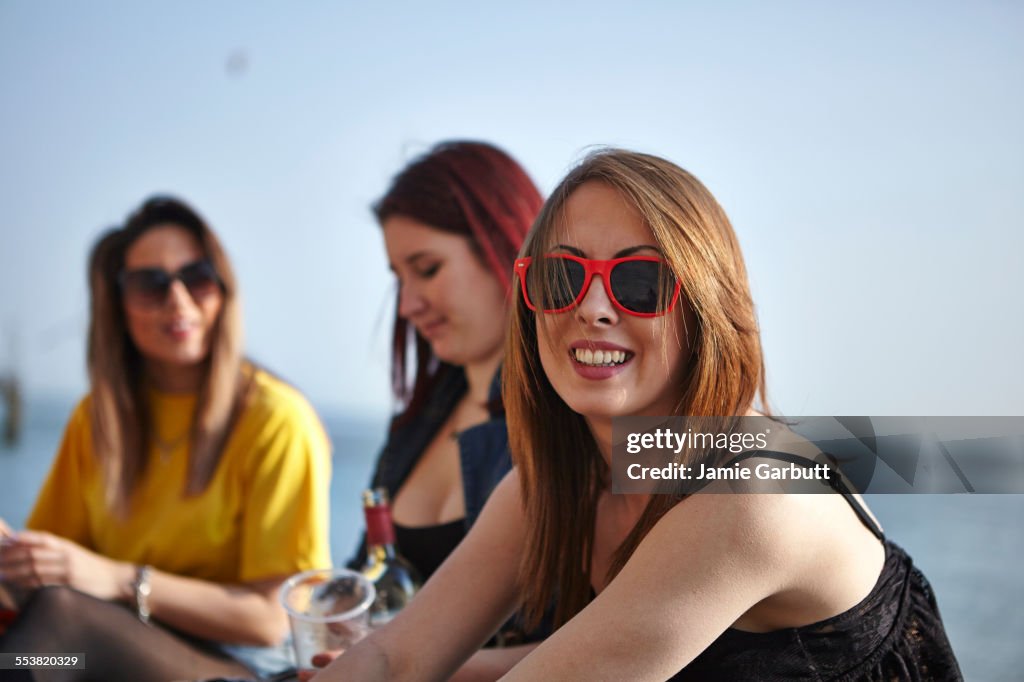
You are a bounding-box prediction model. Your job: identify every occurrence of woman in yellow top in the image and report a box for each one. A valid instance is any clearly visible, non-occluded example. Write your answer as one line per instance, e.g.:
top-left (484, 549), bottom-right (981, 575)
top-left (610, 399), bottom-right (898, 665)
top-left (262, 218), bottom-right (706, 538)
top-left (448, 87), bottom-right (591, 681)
top-left (0, 197), bottom-right (332, 680)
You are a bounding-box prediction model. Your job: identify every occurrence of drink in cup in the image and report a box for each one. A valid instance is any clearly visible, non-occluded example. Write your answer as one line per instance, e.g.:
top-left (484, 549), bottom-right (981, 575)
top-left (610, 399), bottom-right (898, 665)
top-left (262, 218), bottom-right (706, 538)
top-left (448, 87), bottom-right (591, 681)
top-left (280, 568), bottom-right (376, 673)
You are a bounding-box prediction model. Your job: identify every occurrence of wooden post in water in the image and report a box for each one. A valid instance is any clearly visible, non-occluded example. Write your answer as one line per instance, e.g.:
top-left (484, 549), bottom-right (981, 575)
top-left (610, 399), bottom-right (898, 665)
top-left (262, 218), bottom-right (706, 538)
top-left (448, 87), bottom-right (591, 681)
top-left (1, 322), bottom-right (23, 448)
top-left (0, 373), bottom-right (22, 448)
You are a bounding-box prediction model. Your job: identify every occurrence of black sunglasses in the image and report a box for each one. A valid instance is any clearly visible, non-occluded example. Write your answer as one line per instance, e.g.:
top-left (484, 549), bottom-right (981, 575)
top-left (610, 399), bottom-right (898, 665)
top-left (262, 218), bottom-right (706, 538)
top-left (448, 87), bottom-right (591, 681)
top-left (118, 260), bottom-right (222, 308)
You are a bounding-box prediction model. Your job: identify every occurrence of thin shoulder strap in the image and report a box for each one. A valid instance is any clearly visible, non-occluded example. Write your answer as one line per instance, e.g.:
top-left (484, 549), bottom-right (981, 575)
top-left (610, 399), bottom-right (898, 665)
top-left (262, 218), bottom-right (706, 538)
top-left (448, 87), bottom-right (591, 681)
top-left (726, 450), bottom-right (885, 540)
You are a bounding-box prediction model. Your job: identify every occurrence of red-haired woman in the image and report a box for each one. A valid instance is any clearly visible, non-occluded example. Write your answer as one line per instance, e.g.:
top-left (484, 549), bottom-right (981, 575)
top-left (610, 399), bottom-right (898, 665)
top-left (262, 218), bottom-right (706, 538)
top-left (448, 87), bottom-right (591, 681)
top-left (334, 141), bottom-right (545, 679)
top-left (0, 197), bottom-right (332, 680)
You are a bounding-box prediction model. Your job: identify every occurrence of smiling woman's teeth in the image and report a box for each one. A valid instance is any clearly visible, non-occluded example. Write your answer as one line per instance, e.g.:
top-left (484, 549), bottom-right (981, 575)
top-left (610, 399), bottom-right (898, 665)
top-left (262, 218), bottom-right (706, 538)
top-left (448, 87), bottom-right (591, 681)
top-left (573, 349), bottom-right (628, 366)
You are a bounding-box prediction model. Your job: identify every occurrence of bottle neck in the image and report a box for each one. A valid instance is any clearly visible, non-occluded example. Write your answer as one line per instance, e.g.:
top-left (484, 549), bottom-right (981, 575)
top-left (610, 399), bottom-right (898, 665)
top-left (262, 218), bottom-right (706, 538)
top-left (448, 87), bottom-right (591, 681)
top-left (364, 504), bottom-right (397, 551)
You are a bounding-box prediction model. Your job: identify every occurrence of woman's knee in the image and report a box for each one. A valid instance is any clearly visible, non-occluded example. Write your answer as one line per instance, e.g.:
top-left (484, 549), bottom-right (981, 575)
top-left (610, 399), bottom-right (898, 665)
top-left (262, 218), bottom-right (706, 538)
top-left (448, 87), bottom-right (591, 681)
top-left (20, 586), bottom-right (91, 621)
top-left (1, 587), bottom-right (82, 649)
top-left (13, 586), bottom-right (118, 640)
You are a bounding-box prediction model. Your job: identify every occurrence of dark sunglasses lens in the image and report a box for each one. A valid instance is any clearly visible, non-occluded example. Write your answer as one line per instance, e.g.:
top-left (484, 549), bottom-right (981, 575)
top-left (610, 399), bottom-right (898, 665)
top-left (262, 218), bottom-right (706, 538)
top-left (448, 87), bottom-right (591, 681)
top-left (122, 269), bottom-right (171, 305)
top-left (178, 262), bottom-right (220, 299)
top-left (610, 260), bottom-right (671, 313)
top-left (528, 258), bottom-right (585, 310)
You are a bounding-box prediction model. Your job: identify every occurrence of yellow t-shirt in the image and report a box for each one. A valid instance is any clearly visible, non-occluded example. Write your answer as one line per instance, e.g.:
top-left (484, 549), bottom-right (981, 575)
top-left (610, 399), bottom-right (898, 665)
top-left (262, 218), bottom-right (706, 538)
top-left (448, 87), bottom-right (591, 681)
top-left (27, 369), bottom-right (332, 583)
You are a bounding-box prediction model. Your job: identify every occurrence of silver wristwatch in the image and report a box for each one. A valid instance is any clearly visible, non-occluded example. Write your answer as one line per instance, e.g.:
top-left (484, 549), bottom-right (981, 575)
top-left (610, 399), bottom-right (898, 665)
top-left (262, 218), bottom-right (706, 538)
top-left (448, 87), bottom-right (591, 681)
top-left (133, 564), bottom-right (152, 624)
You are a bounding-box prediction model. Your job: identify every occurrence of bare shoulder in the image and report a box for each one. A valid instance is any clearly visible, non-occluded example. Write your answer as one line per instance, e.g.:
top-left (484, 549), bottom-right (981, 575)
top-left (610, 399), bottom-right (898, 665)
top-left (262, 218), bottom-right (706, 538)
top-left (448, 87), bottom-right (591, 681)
top-left (651, 488), bottom-right (884, 607)
top-left (650, 491), bottom-right (845, 578)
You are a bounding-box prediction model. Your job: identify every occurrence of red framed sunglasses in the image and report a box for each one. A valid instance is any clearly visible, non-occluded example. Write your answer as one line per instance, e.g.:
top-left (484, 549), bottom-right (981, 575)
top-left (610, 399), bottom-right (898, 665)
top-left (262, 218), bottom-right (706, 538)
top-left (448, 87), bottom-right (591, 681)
top-left (514, 254), bottom-right (680, 317)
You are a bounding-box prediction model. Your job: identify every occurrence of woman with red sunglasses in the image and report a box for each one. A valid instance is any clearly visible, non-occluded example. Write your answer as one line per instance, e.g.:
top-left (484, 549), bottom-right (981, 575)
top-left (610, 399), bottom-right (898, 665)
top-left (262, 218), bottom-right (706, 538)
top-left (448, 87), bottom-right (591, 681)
top-left (317, 149), bottom-right (961, 681)
top-left (0, 197), bottom-right (332, 680)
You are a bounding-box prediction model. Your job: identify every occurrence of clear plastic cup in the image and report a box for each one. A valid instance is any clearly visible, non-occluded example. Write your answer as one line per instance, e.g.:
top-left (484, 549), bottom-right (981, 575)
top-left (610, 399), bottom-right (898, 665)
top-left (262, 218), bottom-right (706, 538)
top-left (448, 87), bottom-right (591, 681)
top-left (280, 568), bottom-right (376, 673)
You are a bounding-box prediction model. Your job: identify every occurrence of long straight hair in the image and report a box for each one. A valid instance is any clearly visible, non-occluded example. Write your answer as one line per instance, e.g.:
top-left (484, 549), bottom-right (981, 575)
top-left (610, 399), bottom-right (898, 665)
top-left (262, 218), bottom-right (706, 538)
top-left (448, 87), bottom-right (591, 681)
top-left (373, 141), bottom-right (543, 420)
top-left (504, 149), bottom-right (768, 629)
top-left (87, 196), bottom-right (250, 516)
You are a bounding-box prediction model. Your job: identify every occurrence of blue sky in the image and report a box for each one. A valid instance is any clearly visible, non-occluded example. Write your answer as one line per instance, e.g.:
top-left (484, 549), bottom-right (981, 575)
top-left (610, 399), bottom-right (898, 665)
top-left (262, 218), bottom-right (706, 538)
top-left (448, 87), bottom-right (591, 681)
top-left (1, 1), bottom-right (1022, 418)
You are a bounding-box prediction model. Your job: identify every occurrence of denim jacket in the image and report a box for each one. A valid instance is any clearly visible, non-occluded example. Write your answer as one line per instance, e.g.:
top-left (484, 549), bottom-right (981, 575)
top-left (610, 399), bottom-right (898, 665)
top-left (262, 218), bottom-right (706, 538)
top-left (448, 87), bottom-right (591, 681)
top-left (347, 365), bottom-right (549, 646)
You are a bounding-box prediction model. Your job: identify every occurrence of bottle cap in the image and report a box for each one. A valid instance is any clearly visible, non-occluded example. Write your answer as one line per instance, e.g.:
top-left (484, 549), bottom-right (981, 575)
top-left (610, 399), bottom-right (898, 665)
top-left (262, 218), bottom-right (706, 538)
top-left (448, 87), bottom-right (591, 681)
top-left (362, 487), bottom-right (389, 508)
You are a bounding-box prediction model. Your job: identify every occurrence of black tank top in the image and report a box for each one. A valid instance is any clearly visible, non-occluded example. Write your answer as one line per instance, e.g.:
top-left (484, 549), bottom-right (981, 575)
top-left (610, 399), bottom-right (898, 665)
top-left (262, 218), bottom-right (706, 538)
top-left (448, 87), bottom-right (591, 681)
top-left (666, 451), bottom-right (963, 681)
top-left (393, 519), bottom-right (466, 581)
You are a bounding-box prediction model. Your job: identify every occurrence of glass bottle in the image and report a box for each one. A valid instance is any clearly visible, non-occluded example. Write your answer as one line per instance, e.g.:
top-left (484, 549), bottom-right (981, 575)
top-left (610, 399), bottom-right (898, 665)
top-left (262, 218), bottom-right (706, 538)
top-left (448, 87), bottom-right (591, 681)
top-left (360, 488), bottom-right (422, 626)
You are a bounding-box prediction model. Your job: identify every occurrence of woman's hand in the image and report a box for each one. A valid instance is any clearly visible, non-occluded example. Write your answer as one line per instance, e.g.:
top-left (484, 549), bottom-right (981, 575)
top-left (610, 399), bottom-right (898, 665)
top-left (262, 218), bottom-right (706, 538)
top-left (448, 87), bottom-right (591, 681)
top-left (0, 530), bottom-right (132, 601)
top-left (0, 519), bottom-right (28, 609)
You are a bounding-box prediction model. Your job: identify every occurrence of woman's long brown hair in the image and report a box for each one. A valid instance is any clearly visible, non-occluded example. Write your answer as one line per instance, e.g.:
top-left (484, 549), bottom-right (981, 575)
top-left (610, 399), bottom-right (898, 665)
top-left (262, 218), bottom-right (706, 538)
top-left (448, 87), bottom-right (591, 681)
top-left (504, 149), bottom-right (768, 629)
top-left (87, 196), bottom-right (250, 517)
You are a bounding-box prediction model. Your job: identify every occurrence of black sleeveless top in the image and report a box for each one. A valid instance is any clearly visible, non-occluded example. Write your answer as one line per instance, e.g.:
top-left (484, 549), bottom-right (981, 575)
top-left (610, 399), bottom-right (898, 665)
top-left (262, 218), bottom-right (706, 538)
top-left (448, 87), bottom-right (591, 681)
top-left (393, 519), bottom-right (466, 580)
top-left (664, 452), bottom-right (964, 681)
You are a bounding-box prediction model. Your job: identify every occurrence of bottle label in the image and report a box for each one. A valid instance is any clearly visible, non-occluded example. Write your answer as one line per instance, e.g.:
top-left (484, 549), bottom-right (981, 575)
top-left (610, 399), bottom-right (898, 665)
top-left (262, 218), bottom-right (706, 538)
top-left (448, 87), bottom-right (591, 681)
top-left (364, 505), bottom-right (396, 546)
